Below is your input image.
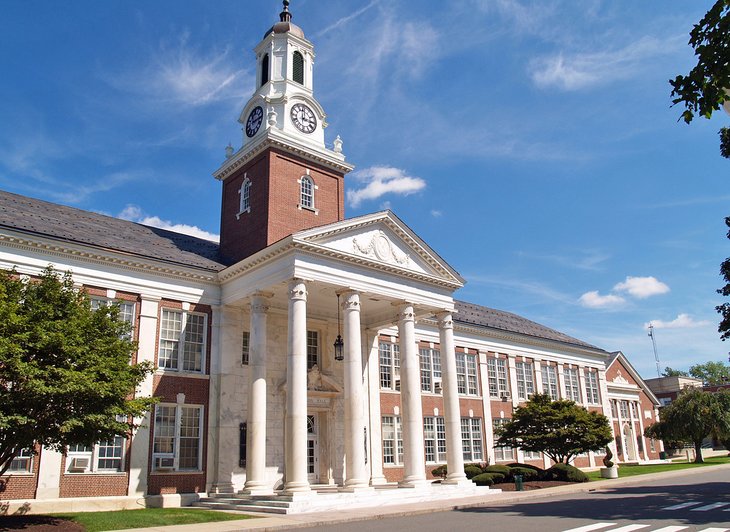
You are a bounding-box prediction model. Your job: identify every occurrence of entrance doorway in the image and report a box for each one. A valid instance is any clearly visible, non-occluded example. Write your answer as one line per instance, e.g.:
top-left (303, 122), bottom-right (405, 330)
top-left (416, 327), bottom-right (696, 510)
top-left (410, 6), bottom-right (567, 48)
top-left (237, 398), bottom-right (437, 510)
top-left (307, 414), bottom-right (319, 483)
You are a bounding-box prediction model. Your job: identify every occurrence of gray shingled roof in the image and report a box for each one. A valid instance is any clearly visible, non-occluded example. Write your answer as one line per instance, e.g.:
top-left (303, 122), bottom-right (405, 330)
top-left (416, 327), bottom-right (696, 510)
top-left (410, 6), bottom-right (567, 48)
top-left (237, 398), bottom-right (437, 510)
top-left (0, 190), bottom-right (227, 271)
top-left (454, 300), bottom-right (603, 350)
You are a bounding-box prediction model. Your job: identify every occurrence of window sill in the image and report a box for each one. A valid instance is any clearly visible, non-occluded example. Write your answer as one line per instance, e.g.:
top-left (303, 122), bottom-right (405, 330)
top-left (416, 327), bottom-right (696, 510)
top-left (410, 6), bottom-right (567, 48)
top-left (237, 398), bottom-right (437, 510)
top-left (1, 471), bottom-right (34, 476)
top-left (151, 470), bottom-right (203, 475)
top-left (235, 208), bottom-right (251, 220)
top-left (63, 471), bottom-right (127, 476)
top-left (298, 204), bottom-right (319, 215)
top-left (155, 369), bottom-right (209, 380)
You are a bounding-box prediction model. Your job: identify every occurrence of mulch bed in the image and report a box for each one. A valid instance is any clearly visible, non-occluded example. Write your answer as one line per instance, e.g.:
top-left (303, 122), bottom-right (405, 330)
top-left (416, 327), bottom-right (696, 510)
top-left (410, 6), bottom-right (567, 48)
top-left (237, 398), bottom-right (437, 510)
top-left (490, 480), bottom-right (573, 491)
top-left (0, 515), bottom-right (84, 531)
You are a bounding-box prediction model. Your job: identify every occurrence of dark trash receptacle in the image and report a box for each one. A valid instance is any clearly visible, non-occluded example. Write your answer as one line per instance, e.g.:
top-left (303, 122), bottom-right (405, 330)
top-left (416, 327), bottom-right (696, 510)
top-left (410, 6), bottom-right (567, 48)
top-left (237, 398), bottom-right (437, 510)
top-left (659, 451), bottom-right (667, 460)
top-left (514, 474), bottom-right (524, 491)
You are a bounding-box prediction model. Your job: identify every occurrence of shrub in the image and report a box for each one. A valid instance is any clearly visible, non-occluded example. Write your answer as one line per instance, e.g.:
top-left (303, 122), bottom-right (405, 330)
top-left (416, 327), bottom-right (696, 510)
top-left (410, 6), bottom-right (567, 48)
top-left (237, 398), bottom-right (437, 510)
top-left (544, 463), bottom-right (588, 483)
top-left (507, 462), bottom-right (545, 479)
top-left (483, 464), bottom-right (512, 480)
top-left (430, 465), bottom-right (447, 479)
top-left (472, 472), bottom-right (504, 486)
top-left (509, 466), bottom-right (540, 481)
top-left (464, 465), bottom-right (484, 479)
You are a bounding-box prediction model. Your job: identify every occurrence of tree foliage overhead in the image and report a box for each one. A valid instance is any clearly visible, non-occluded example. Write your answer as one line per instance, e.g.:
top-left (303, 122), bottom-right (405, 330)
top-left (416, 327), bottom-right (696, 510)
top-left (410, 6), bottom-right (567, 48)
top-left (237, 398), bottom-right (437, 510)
top-left (494, 393), bottom-right (613, 464)
top-left (670, 0), bottom-right (730, 125)
top-left (661, 361), bottom-right (730, 385)
top-left (0, 267), bottom-right (155, 476)
top-left (644, 388), bottom-right (730, 463)
top-left (718, 217), bottom-right (730, 342)
top-left (662, 367), bottom-right (690, 377)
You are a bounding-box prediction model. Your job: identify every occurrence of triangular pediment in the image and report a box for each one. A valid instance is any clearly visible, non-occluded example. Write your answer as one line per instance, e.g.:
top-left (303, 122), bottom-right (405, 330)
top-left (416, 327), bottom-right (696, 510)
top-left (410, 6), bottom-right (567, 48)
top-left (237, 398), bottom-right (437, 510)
top-left (292, 211), bottom-right (464, 288)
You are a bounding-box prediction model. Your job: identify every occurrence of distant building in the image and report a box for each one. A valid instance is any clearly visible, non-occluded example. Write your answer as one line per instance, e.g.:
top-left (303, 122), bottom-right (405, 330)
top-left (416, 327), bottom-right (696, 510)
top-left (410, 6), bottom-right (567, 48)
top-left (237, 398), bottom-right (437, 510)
top-left (644, 375), bottom-right (704, 406)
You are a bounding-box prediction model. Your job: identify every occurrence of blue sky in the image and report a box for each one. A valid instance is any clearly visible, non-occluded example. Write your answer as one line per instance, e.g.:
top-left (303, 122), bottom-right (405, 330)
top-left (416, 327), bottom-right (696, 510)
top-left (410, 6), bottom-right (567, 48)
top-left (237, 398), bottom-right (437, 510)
top-left (1, 1), bottom-right (728, 378)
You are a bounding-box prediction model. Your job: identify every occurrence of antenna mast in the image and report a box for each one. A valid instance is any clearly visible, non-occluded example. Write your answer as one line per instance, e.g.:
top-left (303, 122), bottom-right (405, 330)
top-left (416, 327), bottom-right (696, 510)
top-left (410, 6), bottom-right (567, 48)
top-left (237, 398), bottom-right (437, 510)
top-left (647, 324), bottom-right (661, 377)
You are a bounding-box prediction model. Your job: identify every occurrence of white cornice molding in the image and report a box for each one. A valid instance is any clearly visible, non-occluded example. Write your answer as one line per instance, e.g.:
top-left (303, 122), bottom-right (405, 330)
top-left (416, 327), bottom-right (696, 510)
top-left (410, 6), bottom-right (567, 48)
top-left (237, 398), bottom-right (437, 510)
top-left (0, 231), bottom-right (220, 284)
top-left (213, 130), bottom-right (354, 181)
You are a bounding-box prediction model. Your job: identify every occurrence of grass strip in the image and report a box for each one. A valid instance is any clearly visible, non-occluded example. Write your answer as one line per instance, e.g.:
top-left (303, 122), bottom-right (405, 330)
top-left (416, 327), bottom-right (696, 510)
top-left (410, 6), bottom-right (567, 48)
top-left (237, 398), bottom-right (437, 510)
top-left (51, 507), bottom-right (255, 532)
top-left (586, 455), bottom-right (730, 481)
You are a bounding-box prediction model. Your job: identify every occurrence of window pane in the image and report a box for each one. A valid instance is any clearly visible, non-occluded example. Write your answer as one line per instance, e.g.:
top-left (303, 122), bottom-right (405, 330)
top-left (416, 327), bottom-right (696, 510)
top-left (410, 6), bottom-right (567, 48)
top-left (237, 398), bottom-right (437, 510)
top-left (379, 342), bottom-right (392, 389)
top-left (306, 331), bottom-right (319, 369)
top-left (182, 313), bottom-right (205, 372)
top-left (159, 310), bottom-right (182, 369)
top-left (153, 406), bottom-right (176, 455)
top-left (97, 436), bottom-right (124, 470)
top-left (241, 331), bottom-right (250, 365)
top-left (179, 407), bottom-right (201, 470)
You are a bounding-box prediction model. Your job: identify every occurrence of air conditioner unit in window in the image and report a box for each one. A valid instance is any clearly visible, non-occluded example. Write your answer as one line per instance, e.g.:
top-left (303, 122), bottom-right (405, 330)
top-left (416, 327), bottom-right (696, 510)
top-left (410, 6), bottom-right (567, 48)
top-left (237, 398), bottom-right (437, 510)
top-left (69, 457), bottom-right (90, 472)
top-left (501, 391), bottom-right (511, 401)
top-left (434, 379), bottom-right (443, 394)
top-left (154, 457), bottom-right (175, 471)
top-left (394, 378), bottom-right (401, 392)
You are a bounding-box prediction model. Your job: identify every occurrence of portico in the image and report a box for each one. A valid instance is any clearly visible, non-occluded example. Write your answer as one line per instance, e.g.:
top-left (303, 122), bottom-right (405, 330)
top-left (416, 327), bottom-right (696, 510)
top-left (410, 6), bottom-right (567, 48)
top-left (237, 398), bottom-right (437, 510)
top-left (209, 211), bottom-right (470, 495)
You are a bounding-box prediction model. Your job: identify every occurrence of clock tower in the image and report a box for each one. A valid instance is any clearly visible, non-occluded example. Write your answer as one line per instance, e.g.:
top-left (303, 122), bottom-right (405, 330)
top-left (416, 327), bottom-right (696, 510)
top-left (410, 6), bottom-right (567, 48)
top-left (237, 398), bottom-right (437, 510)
top-left (214, 1), bottom-right (354, 264)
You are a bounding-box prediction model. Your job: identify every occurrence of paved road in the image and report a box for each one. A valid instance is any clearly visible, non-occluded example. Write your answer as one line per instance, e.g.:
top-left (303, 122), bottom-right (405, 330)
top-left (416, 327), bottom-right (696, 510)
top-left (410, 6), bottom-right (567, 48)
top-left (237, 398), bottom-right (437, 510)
top-left (315, 467), bottom-right (730, 532)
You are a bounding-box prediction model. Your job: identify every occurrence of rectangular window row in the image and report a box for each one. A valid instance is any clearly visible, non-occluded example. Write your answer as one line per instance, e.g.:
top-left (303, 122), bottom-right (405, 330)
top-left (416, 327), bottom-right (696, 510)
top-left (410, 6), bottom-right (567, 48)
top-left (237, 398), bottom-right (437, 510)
top-left (381, 415), bottom-right (483, 465)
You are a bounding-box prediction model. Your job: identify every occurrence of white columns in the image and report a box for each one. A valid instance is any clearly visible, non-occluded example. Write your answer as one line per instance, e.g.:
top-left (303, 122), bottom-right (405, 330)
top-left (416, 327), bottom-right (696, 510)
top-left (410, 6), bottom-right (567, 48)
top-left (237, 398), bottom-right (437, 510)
top-left (437, 312), bottom-right (469, 486)
top-left (397, 303), bottom-right (427, 487)
top-left (244, 293), bottom-right (273, 495)
top-left (284, 280), bottom-right (311, 493)
top-left (342, 291), bottom-right (370, 490)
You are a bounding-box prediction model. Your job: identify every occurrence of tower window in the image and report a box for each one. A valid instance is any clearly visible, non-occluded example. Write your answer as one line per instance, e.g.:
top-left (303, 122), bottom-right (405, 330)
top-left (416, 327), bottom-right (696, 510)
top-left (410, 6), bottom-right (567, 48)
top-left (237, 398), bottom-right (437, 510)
top-left (237, 177), bottom-right (251, 219)
top-left (261, 54), bottom-right (269, 87)
top-left (292, 51), bottom-right (304, 84)
top-left (299, 175), bottom-right (315, 211)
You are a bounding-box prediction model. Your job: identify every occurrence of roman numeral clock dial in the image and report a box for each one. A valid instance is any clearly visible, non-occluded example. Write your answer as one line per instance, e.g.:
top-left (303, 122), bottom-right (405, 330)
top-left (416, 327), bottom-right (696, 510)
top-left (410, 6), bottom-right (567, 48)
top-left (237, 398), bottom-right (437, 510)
top-left (290, 103), bottom-right (317, 133)
top-left (245, 106), bottom-right (264, 137)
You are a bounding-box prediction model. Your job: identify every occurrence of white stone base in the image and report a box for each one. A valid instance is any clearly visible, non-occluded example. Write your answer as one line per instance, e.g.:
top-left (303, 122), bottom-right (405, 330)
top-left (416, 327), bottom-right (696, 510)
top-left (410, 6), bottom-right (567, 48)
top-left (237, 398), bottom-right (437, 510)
top-left (0, 493), bottom-right (204, 515)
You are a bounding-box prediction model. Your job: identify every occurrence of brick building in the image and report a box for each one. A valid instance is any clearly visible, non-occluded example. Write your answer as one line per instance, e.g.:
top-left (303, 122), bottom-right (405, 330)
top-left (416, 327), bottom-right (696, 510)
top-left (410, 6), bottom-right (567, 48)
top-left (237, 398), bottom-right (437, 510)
top-left (1, 2), bottom-right (662, 511)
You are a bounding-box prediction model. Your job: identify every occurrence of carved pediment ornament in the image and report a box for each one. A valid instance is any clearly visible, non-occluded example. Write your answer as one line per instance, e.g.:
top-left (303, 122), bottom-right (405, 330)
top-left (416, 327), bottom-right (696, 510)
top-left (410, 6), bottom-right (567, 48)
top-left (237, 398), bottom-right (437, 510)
top-left (353, 230), bottom-right (410, 266)
top-left (613, 370), bottom-right (629, 384)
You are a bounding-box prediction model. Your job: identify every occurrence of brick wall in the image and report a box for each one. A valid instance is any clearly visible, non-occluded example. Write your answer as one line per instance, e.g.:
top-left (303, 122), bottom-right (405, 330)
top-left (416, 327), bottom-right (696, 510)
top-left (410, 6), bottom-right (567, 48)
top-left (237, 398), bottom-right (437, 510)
top-left (0, 445), bottom-right (40, 500)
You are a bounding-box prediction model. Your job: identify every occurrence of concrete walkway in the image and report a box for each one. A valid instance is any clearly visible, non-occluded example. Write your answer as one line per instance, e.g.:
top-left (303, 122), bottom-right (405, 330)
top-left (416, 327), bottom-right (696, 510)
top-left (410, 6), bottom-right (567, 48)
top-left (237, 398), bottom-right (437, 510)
top-left (119, 463), bottom-right (730, 532)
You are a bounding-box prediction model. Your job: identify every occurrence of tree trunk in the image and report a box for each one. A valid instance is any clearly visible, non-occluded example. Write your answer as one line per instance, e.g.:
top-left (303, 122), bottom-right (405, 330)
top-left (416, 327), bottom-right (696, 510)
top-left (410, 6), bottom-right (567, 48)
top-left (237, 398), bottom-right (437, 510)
top-left (694, 440), bottom-right (704, 463)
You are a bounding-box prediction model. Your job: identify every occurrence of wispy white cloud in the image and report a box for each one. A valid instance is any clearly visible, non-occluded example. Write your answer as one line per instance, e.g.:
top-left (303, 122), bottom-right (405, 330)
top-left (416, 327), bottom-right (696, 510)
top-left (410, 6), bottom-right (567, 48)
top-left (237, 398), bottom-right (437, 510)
top-left (614, 276), bottom-right (670, 299)
top-left (313, 0), bottom-right (380, 38)
top-left (530, 35), bottom-right (680, 91)
top-left (347, 166), bottom-right (426, 208)
top-left (110, 30), bottom-right (248, 107)
top-left (517, 249), bottom-right (610, 271)
top-left (430, 209), bottom-right (443, 218)
top-left (118, 204), bottom-right (219, 242)
top-left (467, 274), bottom-right (575, 305)
top-left (578, 291), bottom-right (626, 309)
top-left (645, 314), bottom-right (711, 330)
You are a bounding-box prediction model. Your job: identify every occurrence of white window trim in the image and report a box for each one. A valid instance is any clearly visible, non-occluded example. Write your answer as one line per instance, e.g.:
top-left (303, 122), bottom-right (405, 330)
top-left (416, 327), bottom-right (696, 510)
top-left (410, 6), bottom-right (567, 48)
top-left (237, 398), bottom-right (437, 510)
top-left (381, 415), bottom-right (403, 466)
top-left (7, 448), bottom-right (34, 474)
top-left (515, 361), bottom-right (535, 401)
top-left (379, 340), bottom-right (400, 391)
top-left (158, 308), bottom-right (208, 374)
top-left (236, 175), bottom-right (252, 219)
top-left (487, 357), bottom-right (509, 398)
top-left (152, 403), bottom-right (204, 473)
top-left (297, 173), bottom-right (319, 214)
top-left (65, 438), bottom-right (126, 474)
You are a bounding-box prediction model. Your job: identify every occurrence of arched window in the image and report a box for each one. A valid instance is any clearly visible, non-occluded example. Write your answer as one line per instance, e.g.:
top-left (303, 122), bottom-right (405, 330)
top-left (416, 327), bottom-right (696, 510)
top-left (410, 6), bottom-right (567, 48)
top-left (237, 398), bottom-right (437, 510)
top-left (261, 54), bottom-right (269, 87)
top-left (300, 176), bottom-right (314, 209)
top-left (292, 51), bottom-right (304, 85)
top-left (237, 177), bottom-right (251, 219)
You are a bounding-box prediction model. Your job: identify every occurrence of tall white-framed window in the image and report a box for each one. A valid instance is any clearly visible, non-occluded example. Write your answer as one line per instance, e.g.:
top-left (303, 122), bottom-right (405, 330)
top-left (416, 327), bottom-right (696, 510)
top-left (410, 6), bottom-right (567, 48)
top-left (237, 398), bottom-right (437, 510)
top-left (237, 177), bottom-right (252, 218)
top-left (419, 347), bottom-right (441, 393)
top-left (584, 369), bottom-right (600, 404)
top-left (90, 297), bottom-right (136, 338)
top-left (619, 400), bottom-right (630, 418)
top-left (8, 448), bottom-right (33, 473)
top-left (563, 367), bottom-right (581, 402)
top-left (306, 330), bottom-right (319, 369)
top-left (540, 364), bottom-right (559, 400)
top-left (424, 416), bottom-right (447, 463)
top-left (522, 449), bottom-right (541, 460)
top-left (515, 361), bottom-right (535, 400)
top-left (379, 341), bottom-right (400, 390)
top-left (241, 331), bottom-right (250, 366)
top-left (487, 357), bottom-right (509, 398)
top-left (299, 175), bottom-right (316, 211)
top-left (66, 437), bottom-right (125, 473)
top-left (492, 418), bottom-right (515, 462)
top-left (456, 352), bottom-right (479, 396)
top-left (152, 403), bottom-right (203, 471)
top-left (461, 418), bottom-right (483, 462)
top-left (381, 415), bottom-right (403, 465)
top-left (158, 308), bottom-right (207, 373)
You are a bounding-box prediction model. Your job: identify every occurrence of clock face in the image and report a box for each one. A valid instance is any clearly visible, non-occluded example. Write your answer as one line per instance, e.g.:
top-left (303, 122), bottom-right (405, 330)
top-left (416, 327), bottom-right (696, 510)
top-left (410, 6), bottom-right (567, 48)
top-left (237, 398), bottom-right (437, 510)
top-left (290, 103), bottom-right (317, 134)
top-left (245, 106), bottom-right (264, 137)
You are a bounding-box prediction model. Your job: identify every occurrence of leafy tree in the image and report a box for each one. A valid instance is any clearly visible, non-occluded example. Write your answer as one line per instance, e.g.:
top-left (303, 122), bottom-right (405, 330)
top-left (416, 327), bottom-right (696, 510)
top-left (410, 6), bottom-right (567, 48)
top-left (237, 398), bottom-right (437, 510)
top-left (0, 267), bottom-right (155, 477)
top-left (689, 360), bottom-right (730, 385)
top-left (670, 1), bottom-right (730, 346)
top-left (644, 388), bottom-right (730, 463)
top-left (662, 367), bottom-right (690, 377)
top-left (494, 393), bottom-right (613, 464)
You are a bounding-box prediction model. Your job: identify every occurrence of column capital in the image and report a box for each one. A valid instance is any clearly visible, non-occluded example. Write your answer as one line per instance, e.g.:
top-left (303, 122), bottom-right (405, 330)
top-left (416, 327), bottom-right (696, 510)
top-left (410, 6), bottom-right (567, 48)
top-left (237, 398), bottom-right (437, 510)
top-left (436, 311), bottom-right (454, 330)
top-left (341, 290), bottom-right (361, 311)
top-left (250, 291), bottom-right (273, 313)
top-left (288, 279), bottom-right (307, 301)
top-left (394, 302), bottom-right (415, 323)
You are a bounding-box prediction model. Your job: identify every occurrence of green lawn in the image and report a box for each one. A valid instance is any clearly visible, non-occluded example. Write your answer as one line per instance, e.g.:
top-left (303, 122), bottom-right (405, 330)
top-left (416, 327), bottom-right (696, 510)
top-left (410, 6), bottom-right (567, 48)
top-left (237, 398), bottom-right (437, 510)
top-left (51, 507), bottom-right (255, 532)
top-left (585, 455), bottom-right (730, 481)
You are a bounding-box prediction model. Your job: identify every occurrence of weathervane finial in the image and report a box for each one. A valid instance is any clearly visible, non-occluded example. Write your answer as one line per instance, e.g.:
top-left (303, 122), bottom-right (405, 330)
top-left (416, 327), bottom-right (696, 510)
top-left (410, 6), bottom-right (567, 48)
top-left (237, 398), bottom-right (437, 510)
top-left (280, 0), bottom-right (292, 23)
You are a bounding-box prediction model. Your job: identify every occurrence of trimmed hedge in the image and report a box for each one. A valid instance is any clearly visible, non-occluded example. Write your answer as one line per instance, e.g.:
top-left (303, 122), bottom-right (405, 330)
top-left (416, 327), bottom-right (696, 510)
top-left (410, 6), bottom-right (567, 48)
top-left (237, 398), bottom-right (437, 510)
top-left (472, 472), bottom-right (504, 486)
top-left (544, 463), bottom-right (588, 483)
top-left (483, 464), bottom-right (512, 480)
top-left (430, 465), bottom-right (447, 479)
top-left (509, 466), bottom-right (540, 481)
top-left (464, 465), bottom-right (484, 479)
top-left (507, 462), bottom-right (544, 474)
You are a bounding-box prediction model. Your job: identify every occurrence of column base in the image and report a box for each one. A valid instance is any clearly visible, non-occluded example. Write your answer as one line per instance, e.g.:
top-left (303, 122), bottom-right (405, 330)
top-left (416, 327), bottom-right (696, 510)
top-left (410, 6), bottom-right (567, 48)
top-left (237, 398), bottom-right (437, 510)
top-left (281, 489), bottom-right (316, 500)
top-left (441, 477), bottom-right (474, 488)
top-left (369, 475), bottom-right (388, 486)
top-left (398, 478), bottom-right (431, 489)
top-left (210, 482), bottom-right (235, 494)
top-left (339, 484), bottom-right (374, 493)
top-left (241, 485), bottom-right (274, 496)
top-left (283, 481), bottom-right (312, 495)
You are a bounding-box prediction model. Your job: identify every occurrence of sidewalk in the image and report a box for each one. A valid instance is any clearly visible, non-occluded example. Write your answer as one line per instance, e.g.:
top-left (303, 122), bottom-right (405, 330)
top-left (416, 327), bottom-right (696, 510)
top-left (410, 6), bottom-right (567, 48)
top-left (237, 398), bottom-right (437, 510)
top-left (120, 463), bottom-right (730, 532)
